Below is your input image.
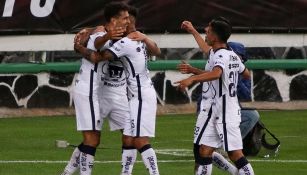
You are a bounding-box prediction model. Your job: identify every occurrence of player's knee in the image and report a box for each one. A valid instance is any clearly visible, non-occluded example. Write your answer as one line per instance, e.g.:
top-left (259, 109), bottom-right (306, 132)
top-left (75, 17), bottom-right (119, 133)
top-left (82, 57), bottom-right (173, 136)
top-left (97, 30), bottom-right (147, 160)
top-left (227, 150), bottom-right (244, 162)
top-left (82, 132), bottom-right (101, 147)
top-left (133, 137), bottom-right (149, 150)
top-left (199, 145), bottom-right (214, 157)
top-left (122, 135), bottom-right (134, 147)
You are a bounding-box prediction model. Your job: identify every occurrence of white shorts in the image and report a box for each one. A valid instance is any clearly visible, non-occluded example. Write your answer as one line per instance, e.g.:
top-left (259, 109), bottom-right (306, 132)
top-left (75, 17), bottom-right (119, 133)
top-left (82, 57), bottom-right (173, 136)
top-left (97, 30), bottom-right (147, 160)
top-left (99, 96), bottom-right (130, 131)
top-left (197, 120), bottom-right (243, 151)
top-left (124, 86), bottom-right (157, 137)
top-left (193, 107), bottom-right (213, 145)
top-left (73, 91), bottom-right (102, 131)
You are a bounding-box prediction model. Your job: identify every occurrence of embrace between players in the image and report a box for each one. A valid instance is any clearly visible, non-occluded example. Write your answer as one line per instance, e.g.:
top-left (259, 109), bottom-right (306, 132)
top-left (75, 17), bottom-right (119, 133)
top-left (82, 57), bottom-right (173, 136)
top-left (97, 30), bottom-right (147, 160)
top-left (61, 2), bottom-right (255, 175)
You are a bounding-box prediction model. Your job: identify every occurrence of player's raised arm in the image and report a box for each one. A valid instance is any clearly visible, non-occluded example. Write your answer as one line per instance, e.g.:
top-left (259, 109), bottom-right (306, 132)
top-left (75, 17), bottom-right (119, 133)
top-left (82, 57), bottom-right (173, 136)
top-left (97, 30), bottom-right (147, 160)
top-left (128, 31), bottom-right (161, 56)
top-left (181, 21), bottom-right (211, 55)
top-left (74, 26), bottom-right (105, 47)
top-left (94, 26), bottom-right (126, 49)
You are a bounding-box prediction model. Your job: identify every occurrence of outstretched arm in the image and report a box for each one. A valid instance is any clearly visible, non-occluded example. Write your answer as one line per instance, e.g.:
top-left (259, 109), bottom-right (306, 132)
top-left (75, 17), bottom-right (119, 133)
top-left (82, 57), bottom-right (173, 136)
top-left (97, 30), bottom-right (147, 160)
top-left (128, 31), bottom-right (161, 56)
top-left (175, 66), bottom-right (222, 91)
top-left (177, 60), bottom-right (206, 75)
top-left (181, 21), bottom-right (211, 55)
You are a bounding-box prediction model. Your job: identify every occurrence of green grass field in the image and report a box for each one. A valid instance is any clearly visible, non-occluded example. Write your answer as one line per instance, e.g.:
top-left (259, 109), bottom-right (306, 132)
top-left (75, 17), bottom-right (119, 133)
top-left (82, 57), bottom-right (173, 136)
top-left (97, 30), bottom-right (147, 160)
top-left (0, 110), bottom-right (307, 175)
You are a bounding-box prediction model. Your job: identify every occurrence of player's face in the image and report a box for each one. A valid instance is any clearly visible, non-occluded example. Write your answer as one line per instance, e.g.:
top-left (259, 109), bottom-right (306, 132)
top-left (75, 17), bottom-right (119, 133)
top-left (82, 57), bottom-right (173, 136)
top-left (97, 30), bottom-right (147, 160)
top-left (205, 25), bottom-right (214, 46)
top-left (113, 10), bottom-right (130, 29)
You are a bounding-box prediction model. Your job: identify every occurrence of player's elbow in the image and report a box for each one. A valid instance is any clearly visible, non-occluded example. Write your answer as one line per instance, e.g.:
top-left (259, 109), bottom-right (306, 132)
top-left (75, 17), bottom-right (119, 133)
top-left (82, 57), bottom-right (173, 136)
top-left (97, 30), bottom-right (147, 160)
top-left (242, 69), bottom-right (251, 79)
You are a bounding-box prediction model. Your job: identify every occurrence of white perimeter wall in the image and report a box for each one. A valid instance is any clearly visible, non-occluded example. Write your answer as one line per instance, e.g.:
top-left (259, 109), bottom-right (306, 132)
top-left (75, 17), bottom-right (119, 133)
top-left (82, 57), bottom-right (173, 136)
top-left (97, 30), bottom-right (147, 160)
top-left (1, 33), bottom-right (307, 51)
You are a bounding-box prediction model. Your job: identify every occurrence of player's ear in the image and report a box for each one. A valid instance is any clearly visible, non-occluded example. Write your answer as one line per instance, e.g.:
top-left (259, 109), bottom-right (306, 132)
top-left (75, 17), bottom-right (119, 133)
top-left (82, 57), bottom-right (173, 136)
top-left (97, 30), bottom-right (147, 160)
top-left (110, 18), bottom-right (117, 27)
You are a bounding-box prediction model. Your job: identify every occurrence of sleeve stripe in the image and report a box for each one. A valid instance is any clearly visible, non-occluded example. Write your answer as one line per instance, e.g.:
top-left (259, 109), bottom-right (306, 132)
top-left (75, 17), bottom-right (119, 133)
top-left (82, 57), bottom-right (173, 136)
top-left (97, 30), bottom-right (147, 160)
top-left (106, 48), bottom-right (119, 60)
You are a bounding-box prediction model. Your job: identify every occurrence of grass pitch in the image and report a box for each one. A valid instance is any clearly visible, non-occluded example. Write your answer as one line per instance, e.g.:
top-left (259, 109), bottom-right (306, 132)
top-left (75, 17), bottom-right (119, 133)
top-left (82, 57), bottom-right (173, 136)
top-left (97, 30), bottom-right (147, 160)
top-left (0, 110), bottom-right (307, 174)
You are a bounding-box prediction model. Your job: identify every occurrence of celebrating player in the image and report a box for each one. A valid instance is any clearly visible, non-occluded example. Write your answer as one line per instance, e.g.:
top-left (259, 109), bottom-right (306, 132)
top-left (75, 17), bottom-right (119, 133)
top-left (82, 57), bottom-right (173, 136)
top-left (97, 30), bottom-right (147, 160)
top-left (73, 6), bottom-right (161, 175)
top-left (61, 2), bottom-right (130, 175)
top-left (176, 17), bottom-right (255, 175)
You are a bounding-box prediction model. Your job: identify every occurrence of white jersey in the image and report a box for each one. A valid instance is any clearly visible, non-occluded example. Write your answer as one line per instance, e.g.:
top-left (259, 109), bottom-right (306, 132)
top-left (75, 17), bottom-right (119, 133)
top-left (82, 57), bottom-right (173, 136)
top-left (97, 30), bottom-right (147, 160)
top-left (107, 36), bottom-right (157, 137)
top-left (199, 50), bottom-right (216, 113)
top-left (107, 37), bottom-right (152, 95)
top-left (74, 32), bottom-right (111, 96)
top-left (99, 40), bottom-right (127, 98)
top-left (211, 48), bottom-right (246, 123)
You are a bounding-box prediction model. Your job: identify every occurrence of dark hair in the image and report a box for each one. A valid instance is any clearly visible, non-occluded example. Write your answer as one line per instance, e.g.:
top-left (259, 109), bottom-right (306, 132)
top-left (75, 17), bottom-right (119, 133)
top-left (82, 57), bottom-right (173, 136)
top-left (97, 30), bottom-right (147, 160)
top-left (128, 6), bottom-right (138, 18)
top-left (104, 2), bottom-right (130, 22)
top-left (210, 16), bottom-right (232, 43)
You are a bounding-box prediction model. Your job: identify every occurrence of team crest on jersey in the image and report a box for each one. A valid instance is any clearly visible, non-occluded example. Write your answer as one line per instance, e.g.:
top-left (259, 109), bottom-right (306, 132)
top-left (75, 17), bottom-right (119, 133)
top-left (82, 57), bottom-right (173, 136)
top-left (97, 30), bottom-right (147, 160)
top-left (136, 47), bottom-right (141, 52)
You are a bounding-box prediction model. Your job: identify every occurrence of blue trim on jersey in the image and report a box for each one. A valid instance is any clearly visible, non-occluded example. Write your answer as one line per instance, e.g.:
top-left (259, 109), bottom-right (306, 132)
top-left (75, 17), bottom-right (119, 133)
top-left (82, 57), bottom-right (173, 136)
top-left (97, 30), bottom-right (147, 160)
top-left (136, 75), bottom-right (142, 137)
top-left (195, 106), bottom-right (212, 145)
top-left (89, 69), bottom-right (96, 130)
top-left (124, 56), bottom-right (136, 77)
top-left (222, 95), bottom-right (229, 151)
top-left (94, 63), bottom-right (98, 72)
top-left (106, 48), bottom-right (119, 61)
top-left (219, 77), bottom-right (223, 97)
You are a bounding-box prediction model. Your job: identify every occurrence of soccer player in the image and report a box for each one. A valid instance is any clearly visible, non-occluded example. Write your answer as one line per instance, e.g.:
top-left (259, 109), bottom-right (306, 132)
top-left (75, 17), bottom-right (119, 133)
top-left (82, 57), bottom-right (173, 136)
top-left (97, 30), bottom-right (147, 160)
top-left (176, 17), bottom-right (254, 175)
top-left (74, 7), bottom-right (161, 175)
top-left (179, 20), bottom-right (238, 175)
top-left (61, 2), bottom-right (130, 175)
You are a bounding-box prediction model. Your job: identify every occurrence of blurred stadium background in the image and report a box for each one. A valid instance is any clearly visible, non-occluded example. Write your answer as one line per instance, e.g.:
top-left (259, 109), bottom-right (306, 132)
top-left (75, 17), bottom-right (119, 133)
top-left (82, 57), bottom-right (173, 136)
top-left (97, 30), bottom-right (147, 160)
top-left (0, 0), bottom-right (307, 174)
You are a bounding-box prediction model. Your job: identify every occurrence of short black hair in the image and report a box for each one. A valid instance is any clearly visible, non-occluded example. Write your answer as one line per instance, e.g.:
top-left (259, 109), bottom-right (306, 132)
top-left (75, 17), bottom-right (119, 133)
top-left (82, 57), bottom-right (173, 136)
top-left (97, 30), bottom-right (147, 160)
top-left (210, 16), bottom-right (232, 43)
top-left (104, 2), bottom-right (130, 22)
top-left (128, 6), bottom-right (138, 18)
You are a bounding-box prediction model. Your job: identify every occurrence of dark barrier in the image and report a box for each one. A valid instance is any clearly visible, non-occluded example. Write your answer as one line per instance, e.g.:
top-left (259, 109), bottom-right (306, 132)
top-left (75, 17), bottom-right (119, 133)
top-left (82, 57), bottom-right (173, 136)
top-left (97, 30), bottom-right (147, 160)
top-left (1, 0), bottom-right (307, 34)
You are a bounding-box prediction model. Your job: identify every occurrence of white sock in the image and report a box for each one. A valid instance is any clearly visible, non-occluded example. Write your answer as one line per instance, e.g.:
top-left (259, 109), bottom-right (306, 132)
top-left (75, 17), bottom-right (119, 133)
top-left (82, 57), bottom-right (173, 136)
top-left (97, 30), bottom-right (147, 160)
top-left (79, 152), bottom-right (94, 175)
top-left (197, 164), bottom-right (212, 175)
top-left (61, 147), bottom-right (81, 175)
top-left (140, 145), bottom-right (159, 175)
top-left (121, 148), bottom-right (137, 175)
top-left (238, 163), bottom-right (254, 175)
top-left (212, 152), bottom-right (238, 175)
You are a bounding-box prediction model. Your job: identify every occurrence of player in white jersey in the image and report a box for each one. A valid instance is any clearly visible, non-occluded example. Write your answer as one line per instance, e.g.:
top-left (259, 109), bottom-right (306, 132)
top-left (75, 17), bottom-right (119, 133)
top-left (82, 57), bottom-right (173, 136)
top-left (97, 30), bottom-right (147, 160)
top-left (74, 10), bottom-right (161, 175)
top-left (176, 17), bottom-right (254, 175)
top-left (61, 2), bottom-right (130, 175)
top-left (179, 21), bottom-right (239, 175)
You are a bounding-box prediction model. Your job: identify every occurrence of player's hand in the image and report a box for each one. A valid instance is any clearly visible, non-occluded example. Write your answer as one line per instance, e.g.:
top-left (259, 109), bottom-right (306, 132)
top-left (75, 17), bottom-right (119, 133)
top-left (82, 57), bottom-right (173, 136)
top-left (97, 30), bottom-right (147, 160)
top-left (181, 21), bottom-right (197, 34)
top-left (73, 41), bottom-right (83, 53)
top-left (74, 28), bottom-right (91, 47)
top-left (177, 60), bottom-right (193, 74)
top-left (128, 31), bottom-right (146, 41)
top-left (174, 78), bottom-right (194, 92)
top-left (93, 25), bottom-right (105, 33)
top-left (106, 26), bottom-right (126, 40)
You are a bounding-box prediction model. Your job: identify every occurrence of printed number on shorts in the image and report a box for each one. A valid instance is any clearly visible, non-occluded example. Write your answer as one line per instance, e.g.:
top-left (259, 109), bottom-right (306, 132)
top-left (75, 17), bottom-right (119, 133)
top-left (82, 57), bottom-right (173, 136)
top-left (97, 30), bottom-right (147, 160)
top-left (194, 126), bottom-right (200, 136)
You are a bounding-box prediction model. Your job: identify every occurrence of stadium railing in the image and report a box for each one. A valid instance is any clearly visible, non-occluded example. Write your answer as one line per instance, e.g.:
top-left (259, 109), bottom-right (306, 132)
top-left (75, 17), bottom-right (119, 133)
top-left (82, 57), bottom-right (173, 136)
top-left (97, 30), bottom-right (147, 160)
top-left (0, 59), bottom-right (306, 73)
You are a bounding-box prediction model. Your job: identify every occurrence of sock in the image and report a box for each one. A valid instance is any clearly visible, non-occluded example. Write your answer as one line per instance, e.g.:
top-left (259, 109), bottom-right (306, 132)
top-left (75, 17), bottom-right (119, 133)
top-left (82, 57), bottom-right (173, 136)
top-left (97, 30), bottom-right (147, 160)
top-left (78, 144), bottom-right (96, 175)
top-left (212, 152), bottom-right (238, 175)
top-left (196, 157), bottom-right (212, 175)
top-left (139, 144), bottom-right (160, 175)
top-left (235, 157), bottom-right (255, 175)
top-left (61, 146), bottom-right (81, 175)
top-left (121, 146), bottom-right (137, 175)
